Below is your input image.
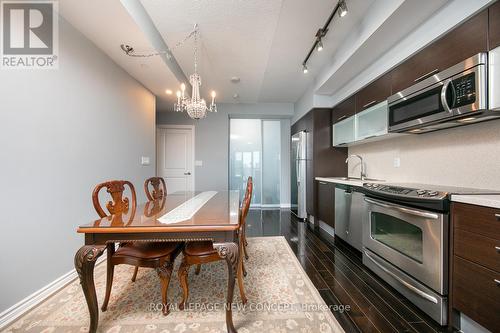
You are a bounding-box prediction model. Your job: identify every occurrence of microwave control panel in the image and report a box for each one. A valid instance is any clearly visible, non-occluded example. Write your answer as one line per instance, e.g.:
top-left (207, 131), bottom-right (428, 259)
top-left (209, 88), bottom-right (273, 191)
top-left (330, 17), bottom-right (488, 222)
top-left (452, 72), bottom-right (476, 107)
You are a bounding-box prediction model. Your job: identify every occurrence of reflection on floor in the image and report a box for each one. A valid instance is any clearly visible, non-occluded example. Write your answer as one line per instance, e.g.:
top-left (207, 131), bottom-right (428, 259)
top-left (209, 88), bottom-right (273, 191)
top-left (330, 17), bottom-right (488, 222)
top-left (245, 209), bottom-right (454, 333)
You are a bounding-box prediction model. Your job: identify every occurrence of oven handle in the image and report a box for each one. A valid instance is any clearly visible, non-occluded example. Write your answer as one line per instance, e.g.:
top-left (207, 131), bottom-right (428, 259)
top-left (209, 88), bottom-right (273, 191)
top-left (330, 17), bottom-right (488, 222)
top-left (364, 250), bottom-right (439, 304)
top-left (364, 197), bottom-right (439, 219)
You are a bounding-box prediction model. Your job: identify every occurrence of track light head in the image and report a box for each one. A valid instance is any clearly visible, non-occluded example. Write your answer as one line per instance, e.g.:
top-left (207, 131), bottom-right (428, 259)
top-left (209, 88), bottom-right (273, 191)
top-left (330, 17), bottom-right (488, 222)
top-left (302, 64), bottom-right (308, 74)
top-left (317, 39), bottom-right (323, 52)
top-left (338, 0), bottom-right (348, 17)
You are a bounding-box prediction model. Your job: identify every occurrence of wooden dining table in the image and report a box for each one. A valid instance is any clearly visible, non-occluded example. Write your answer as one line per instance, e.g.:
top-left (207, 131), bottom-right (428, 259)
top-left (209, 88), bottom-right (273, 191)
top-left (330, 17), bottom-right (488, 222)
top-left (75, 190), bottom-right (241, 333)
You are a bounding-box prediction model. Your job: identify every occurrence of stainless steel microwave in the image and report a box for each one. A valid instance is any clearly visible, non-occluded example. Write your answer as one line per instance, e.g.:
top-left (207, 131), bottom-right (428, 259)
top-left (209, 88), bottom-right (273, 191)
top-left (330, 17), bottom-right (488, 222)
top-left (388, 53), bottom-right (499, 133)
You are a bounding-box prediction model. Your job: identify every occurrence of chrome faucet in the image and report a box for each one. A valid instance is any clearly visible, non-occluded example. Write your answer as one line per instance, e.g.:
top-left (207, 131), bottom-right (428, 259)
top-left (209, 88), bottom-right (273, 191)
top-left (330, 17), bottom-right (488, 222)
top-left (345, 154), bottom-right (366, 180)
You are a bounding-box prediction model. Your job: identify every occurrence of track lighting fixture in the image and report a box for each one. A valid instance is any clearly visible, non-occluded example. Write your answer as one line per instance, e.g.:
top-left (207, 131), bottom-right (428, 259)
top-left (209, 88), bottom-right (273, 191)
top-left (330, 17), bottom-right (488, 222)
top-left (317, 39), bottom-right (323, 52)
top-left (338, 0), bottom-right (348, 17)
top-left (301, 0), bottom-right (348, 73)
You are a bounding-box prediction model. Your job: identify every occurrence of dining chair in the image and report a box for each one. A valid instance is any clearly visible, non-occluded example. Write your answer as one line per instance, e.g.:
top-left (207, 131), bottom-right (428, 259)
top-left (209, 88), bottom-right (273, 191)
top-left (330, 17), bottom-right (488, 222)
top-left (178, 177), bottom-right (253, 307)
top-left (144, 176), bottom-right (167, 201)
top-left (93, 180), bottom-right (182, 315)
top-left (128, 176), bottom-right (169, 282)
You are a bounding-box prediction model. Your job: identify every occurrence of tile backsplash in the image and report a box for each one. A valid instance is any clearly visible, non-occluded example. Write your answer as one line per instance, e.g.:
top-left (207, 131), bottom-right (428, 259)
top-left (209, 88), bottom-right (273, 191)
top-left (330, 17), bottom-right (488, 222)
top-left (348, 119), bottom-right (500, 190)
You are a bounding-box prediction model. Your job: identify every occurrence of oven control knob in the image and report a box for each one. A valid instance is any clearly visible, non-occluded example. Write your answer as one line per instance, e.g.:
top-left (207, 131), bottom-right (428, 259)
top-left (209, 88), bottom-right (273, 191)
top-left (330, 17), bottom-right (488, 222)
top-left (372, 184), bottom-right (379, 188)
top-left (428, 191), bottom-right (439, 196)
top-left (366, 183), bottom-right (372, 188)
top-left (417, 189), bottom-right (427, 195)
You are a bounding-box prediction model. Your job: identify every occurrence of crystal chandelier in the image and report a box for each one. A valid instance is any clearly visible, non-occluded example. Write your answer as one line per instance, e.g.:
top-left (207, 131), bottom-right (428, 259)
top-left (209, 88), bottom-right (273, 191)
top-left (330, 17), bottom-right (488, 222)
top-left (175, 25), bottom-right (217, 119)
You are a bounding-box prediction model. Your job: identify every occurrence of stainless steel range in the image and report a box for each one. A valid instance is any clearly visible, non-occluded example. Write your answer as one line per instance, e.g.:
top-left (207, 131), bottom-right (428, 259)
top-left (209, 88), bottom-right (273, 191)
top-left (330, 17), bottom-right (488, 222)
top-left (361, 182), bottom-right (499, 326)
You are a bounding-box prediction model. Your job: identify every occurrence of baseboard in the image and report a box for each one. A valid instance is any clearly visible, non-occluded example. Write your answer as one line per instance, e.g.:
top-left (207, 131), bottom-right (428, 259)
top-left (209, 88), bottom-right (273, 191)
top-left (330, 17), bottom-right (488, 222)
top-left (0, 254), bottom-right (106, 330)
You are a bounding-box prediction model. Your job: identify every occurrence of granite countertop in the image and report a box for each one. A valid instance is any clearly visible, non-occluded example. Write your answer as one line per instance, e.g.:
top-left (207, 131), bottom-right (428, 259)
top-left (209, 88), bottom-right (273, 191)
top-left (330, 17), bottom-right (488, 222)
top-left (451, 194), bottom-right (500, 209)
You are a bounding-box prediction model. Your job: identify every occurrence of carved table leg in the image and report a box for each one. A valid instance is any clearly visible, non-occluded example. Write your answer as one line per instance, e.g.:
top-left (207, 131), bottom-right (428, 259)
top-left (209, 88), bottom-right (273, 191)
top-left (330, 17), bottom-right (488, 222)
top-left (75, 245), bottom-right (105, 333)
top-left (214, 242), bottom-right (239, 333)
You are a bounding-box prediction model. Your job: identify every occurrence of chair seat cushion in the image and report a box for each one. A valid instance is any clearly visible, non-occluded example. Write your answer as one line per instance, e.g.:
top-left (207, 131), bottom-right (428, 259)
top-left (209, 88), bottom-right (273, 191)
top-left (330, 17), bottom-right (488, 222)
top-left (184, 241), bottom-right (217, 256)
top-left (115, 242), bottom-right (181, 259)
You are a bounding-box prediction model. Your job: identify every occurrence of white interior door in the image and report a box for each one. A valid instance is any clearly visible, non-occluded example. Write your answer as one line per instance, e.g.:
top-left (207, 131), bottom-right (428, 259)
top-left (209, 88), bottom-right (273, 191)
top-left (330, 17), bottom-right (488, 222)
top-left (157, 126), bottom-right (194, 193)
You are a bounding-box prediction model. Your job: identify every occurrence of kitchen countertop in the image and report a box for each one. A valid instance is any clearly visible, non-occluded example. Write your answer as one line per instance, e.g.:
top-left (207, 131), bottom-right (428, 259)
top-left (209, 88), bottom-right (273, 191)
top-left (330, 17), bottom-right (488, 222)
top-left (315, 177), bottom-right (385, 188)
top-left (451, 194), bottom-right (500, 209)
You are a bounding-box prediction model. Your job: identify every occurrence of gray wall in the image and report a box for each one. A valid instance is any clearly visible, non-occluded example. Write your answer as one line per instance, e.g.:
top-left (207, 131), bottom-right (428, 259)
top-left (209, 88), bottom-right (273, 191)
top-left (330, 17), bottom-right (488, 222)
top-left (156, 103), bottom-right (293, 205)
top-left (0, 17), bottom-right (156, 312)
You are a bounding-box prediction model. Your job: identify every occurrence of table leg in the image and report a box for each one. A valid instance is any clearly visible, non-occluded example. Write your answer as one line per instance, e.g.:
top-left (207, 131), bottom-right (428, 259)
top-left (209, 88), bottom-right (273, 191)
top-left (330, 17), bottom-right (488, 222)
top-left (74, 245), bottom-right (105, 333)
top-left (214, 242), bottom-right (239, 333)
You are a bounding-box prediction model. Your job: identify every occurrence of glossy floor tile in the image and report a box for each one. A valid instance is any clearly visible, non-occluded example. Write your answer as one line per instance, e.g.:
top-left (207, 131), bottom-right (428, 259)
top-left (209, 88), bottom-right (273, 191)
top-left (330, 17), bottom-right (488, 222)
top-left (245, 209), bottom-right (455, 333)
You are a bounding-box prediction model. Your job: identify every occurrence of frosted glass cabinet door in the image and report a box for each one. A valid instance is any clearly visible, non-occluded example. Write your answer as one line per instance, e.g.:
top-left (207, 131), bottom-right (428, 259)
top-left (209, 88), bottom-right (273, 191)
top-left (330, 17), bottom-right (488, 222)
top-left (356, 101), bottom-right (388, 140)
top-left (332, 117), bottom-right (355, 146)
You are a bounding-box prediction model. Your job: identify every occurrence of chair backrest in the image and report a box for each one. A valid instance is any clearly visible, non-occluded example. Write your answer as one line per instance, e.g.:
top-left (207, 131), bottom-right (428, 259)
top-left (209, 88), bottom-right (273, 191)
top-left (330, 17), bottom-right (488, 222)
top-left (92, 180), bottom-right (137, 218)
top-left (144, 177), bottom-right (167, 201)
top-left (243, 176), bottom-right (253, 219)
top-left (239, 177), bottom-right (253, 232)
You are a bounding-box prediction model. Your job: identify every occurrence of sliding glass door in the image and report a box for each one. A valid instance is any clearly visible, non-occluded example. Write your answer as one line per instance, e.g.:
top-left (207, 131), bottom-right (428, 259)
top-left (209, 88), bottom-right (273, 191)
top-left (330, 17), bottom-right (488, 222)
top-left (229, 119), bottom-right (281, 207)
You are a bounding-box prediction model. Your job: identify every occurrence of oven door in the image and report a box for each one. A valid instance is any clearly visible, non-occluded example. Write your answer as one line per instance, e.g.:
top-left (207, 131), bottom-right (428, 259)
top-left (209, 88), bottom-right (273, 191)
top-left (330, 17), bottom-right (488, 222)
top-left (362, 197), bottom-right (448, 294)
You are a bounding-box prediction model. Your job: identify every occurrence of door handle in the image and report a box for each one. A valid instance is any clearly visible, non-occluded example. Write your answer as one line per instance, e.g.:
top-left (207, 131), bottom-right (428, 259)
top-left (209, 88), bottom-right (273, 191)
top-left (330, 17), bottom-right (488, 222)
top-left (364, 250), bottom-right (438, 304)
top-left (414, 68), bottom-right (439, 83)
top-left (362, 100), bottom-right (378, 109)
top-left (184, 172), bottom-right (191, 175)
top-left (364, 197), bottom-right (439, 219)
top-left (336, 115), bottom-right (347, 122)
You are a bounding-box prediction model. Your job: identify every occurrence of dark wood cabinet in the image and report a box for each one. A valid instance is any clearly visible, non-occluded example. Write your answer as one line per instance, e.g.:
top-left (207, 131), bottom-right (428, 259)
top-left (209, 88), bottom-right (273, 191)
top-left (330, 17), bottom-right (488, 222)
top-left (355, 72), bottom-right (392, 113)
top-left (450, 203), bottom-right (500, 333)
top-left (316, 181), bottom-right (335, 228)
top-left (391, 9), bottom-right (488, 93)
top-left (331, 96), bottom-right (356, 124)
top-left (489, 1), bottom-right (500, 49)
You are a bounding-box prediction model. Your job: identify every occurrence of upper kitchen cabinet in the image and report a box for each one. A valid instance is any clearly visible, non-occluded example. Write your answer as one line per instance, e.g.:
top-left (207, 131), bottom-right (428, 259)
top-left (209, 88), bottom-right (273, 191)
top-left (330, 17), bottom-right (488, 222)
top-left (391, 9), bottom-right (488, 93)
top-left (355, 72), bottom-right (392, 113)
top-left (332, 95), bottom-right (356, 124)
top-left (489, 1), bottom-right (500, 49)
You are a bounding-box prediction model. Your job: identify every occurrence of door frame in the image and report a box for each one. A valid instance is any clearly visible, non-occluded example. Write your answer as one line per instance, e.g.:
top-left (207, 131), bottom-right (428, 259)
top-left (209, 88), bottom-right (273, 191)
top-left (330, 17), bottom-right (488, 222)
top-left (156, 124), bottom-right (196, 191)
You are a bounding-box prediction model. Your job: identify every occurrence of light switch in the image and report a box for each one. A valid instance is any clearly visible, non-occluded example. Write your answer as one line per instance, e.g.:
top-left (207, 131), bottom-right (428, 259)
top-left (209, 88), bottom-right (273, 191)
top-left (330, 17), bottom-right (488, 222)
top-left (195, 160), bottom-right (203, 166)
top-left (393, 157), bottom-right (400, 168)
top-left (141, 156), bottom-right (151, 166)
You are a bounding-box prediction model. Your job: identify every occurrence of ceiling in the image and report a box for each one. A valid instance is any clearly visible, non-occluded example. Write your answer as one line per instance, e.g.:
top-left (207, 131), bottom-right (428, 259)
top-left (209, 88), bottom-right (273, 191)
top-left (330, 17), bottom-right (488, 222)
top-left (58, 0), bottom-right (375, 109)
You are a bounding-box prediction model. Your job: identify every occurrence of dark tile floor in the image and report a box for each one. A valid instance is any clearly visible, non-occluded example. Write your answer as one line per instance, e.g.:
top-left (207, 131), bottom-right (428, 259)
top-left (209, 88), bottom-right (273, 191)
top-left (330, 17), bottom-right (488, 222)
top-left (245, 209), bottom-right (454, 333)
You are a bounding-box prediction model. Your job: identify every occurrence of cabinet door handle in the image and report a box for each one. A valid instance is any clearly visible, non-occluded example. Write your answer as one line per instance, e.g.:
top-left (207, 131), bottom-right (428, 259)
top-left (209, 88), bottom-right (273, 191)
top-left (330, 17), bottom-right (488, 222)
top-left (337, 115), bottom-right (347, 122)
top-left (494, 279), bottom-right (500, 286)
top-left (495, 246), bottom-right (500, 253)
top-left (319, 182), bottom-right (328, 185)
top-left (362, 100), bottom-right (378, 109)
top-left (495, 213), bottom-right (500, 220)
top-left (414, 69), bottom-right (439, 83)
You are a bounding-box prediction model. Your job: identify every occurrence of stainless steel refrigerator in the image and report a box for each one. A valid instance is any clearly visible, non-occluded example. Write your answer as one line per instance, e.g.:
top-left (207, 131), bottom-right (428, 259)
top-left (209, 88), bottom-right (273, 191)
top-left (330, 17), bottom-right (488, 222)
top-left (291, 131), bottom-right (309, 220)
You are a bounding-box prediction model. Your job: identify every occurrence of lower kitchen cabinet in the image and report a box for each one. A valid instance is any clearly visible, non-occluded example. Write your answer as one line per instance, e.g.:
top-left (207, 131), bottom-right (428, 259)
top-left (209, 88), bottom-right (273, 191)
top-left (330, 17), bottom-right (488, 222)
top-left (316, 181), bottom-right (334, 228)
top-left (450, 203), bottom-right (500, 332)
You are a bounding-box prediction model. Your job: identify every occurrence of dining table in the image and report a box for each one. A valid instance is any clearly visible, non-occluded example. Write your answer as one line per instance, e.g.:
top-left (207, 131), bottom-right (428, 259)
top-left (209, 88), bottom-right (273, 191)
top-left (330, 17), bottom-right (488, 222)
top-left (75, 190), bottom-right (241, 333)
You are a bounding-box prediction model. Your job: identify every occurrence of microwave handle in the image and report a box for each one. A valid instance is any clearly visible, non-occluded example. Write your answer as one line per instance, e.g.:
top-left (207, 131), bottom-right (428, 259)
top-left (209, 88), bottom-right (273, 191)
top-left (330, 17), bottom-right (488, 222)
top-left (440, 78), bottom-right (454, 113)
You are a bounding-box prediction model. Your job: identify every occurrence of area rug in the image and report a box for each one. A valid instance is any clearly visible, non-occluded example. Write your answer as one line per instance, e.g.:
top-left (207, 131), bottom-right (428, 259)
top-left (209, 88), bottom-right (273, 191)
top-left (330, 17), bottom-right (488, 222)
top-left (3, 237), bottom-right (344, 333)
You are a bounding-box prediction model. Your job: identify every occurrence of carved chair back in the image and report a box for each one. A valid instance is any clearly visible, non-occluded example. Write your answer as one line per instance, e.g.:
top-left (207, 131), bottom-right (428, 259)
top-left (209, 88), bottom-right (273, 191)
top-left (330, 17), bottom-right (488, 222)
top-left (144, 177), bottom-right (167, 201)
top-left (92, 180), bottom-right (137, 218)
top-left (243, 177), bottom-right (253, 219)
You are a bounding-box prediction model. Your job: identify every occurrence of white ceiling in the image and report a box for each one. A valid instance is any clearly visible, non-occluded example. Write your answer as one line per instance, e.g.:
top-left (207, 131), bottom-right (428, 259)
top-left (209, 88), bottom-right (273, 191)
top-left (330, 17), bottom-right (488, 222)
top-left (58, 0), bottom-right (375, 109)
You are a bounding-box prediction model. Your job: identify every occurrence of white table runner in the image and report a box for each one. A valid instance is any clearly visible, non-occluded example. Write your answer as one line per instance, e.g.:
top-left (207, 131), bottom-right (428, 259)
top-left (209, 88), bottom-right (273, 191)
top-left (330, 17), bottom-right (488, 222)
top-left (158, 191), bottom-right (218, 224)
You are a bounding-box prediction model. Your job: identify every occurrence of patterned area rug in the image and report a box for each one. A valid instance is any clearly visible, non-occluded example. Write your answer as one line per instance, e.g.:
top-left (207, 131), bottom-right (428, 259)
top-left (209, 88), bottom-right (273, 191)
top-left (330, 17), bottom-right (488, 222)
top-left (3, 237), bottom-right (344, 333)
